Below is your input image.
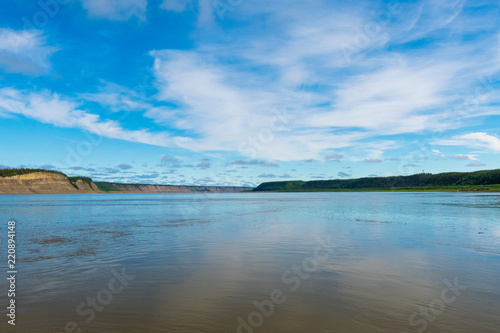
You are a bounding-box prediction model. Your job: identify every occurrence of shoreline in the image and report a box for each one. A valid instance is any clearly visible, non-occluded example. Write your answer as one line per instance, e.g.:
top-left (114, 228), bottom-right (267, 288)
top-left (3, 189), bottom-right (500, 195)
top-left (250, 189), bottom-right (500, 193)
top-left (2, 169), bottom-right (500, 194)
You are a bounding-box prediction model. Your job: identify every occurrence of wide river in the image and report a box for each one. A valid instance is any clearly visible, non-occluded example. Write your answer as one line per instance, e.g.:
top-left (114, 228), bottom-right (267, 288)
top-left (0, 192), bottom-right (499, 332)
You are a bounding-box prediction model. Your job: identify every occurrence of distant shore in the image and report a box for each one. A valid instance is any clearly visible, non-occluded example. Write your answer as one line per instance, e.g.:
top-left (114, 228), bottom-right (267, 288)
top-left (0, 169), bottom-right (251, 194)
top-left (252, 169), bottom-right (500, 193)
top-left (2, 168), bottom-right (500, 194)
top-left (248, 186), bottom-right (500, 193)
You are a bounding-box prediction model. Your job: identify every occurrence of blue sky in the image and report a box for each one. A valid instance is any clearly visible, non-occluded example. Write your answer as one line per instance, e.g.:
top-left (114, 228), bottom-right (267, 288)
top-left (0, 0), bottom-right (499, 186)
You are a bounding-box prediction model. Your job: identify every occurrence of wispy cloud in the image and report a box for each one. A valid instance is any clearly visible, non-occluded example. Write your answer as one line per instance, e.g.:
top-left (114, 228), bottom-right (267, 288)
top-left (227, 160), bottom-right (279, 167)
top-left (2, 0), bottom-right (500, 176)
top-left (160, 0), bottom-right (214, 26)
top-left (338, 172), bottom-right (352, 178)
top-left (160, 0), bottom-right (192, 12)
top-left (196, 159), bottom-right (211, 169)
top-left (0, 88), bottom-right (171, 147)
top-left (143, 1), bottom-right (500, 161)
top-left (161, 155), bottom-right (182, 167)
top-left (116, 163), bottom-right (133, 170)
top-left (364, 159), bottom-right (382, 164)
top-left (136, 172), bottom-right (160, 179)
top-left (393, 0), bottom-right (467, 43)
top-left (80, 81), bottom-right (150, 112)
top-left (305, 61), bottom-right (459, 134)
top-left (433, 151), bottom-right (478, 161)
top-left (435, 132), bottom-right (500, 153)
top-left (80, 0), bottom-right (147, 21)
top-left (325, 154), bottom-right (343, 161)
top-left (40, 164), bottom-right (57, 170)
top-left (466, 161), bottom-right (486, 167)
top-left (0, 29), bottom-right (57, 74)
top-left (258, 173), bottom-right (276, 178)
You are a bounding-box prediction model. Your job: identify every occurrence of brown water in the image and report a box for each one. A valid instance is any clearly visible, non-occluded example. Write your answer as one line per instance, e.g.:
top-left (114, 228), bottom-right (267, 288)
top-left (0, 192), bottom-right (499, 332)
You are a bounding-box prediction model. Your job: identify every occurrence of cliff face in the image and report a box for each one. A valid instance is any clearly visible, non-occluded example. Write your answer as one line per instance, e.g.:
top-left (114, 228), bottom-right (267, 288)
top-left (0, 172), bottom-right (102, 194)
top-left (96, 182), bottom-right (252, 193)
top-left (0, 171), bottom-right (251, 194)
top-left (72, 179), bottom-right (101, 192)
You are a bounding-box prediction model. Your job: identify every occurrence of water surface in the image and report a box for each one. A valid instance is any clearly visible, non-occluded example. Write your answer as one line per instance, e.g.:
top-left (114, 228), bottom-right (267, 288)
top-left (0, 192), bottom-right (499, 332)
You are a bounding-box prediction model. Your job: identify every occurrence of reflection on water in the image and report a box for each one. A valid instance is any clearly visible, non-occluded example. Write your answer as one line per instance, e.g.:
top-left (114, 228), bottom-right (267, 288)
top-left (0, 192), bottom-right (499, 332)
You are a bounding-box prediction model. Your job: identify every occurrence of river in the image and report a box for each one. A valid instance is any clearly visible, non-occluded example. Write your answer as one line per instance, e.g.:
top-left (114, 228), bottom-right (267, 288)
top-left (0, 192), bottom-right (499, 332)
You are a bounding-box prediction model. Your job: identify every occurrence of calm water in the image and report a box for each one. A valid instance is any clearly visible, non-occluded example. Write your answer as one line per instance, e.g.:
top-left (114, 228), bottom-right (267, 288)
top-left (0, 192), bottom-right (499, 332)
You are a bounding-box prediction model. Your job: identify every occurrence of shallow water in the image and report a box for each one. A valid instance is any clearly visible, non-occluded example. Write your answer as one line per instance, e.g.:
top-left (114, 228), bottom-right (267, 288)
top-left (0, 192), bottom-right (499, 332)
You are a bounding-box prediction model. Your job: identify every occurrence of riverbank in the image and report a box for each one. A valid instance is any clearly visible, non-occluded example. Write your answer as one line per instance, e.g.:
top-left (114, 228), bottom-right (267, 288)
top-left (252, 169), bottom-right (500, 192)
top-left (0, 169), bottom-right (251, 194)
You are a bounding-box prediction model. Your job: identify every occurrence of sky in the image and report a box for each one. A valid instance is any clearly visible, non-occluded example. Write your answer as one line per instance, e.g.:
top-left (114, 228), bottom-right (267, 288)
top-left (0, 0), bottom-right (499, 187)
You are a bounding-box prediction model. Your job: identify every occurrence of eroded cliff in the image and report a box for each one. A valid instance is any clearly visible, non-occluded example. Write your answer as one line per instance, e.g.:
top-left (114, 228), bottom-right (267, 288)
top-left (0, 170), bottom-right (251, 194)
top-left (94, 182), bottom-right (252, 193)
top-left (0, 172), bottom-right (102, 194)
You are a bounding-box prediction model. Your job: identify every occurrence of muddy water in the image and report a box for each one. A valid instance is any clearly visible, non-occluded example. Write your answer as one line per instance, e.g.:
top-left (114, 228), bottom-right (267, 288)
top-left (0, 192), bottom-right (499, 332)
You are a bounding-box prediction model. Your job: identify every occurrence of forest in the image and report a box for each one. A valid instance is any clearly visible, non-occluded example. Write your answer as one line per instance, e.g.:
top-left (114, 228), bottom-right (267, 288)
top-left (253, 169), bottom-right (500, 192)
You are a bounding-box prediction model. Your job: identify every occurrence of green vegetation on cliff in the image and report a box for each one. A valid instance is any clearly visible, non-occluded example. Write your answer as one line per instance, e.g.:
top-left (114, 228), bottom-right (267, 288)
top-left (93, 182), bottom-right (248, 192)
top-left (68, 176), bottom-right (94, 187)
top-left (0, 168), bottom-right (66, 178)
top-left (253, 169), bottom-right (500, 192)
top-left (94, 182), bottom-right (145, 192)
top-left (0, 168), bottom-right (97, 190)
top-left (96, 182), bottom-right (185, 192)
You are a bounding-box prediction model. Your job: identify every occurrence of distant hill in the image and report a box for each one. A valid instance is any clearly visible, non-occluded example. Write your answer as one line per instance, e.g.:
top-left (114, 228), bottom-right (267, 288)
top-left (253, 169), bottom-right (500, 192)
top-left (94, 182), bottom-right (252, 193)
top-left (0, 169), bottom-right (251, 194)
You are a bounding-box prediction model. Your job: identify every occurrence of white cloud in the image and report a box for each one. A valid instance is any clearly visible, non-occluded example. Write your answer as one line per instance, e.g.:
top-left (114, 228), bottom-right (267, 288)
top-left (144, 1), bottom-right (500, 161)
top-left (4, 0), bottom-right (498, 165)
top-left (432, 149), bottom-right (479, 160)
top-left (160, 0), bottom-right (192, 12)
top-left (451, 154), bottom-right (478, 160)
top-left (197, 0), bottom-right (215, 26)
top-left (305, 61), bottom-right (459, 134)
top-left (0, 88), bottom-right (170, 147)
top-left (80, 0), bottom-right (147, 21)
top-left (0, 29), bottom-right (57, 74)
top-left (466, 161), bottom-right (486, 167)
top-left (149, 50), bottom-right (373, 160)
top-left (151, 50), bottom-right (256, 136)
top-left (435, 132), bottom-right (500, 153)
top-left (79, 81), bottom-right (150, 112)
top-left (393, 0), bottom-right (466, 43)
top-left (144, 27), bottom-right (490, 161)
top-left (160, 0), bottom-right (213, 26)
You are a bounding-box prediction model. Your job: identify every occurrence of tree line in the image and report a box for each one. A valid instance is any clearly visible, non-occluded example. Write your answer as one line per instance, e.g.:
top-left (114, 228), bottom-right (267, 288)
top-left (254, 169), bottom-right (500, 191)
